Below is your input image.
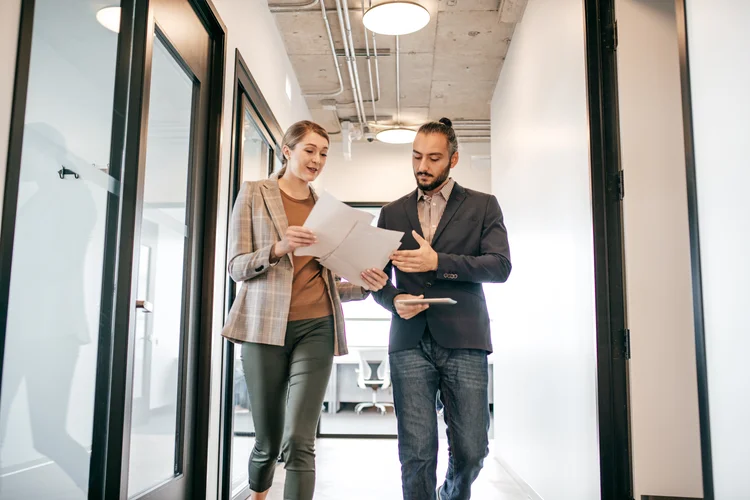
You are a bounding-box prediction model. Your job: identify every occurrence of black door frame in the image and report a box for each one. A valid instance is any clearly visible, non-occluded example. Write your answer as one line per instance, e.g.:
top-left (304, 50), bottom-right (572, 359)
top-left (0, 0), bottom-right (226, 498)
top-left (584, 1), bottom-right (634, 499)
top-left (674, 1), bottom-right (714, 498)
top-left (217, 49), bottom-right (282, 500)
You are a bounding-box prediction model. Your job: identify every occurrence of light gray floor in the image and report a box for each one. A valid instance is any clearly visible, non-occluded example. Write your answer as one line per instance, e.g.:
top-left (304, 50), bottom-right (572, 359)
top-left (240, 439), bottom-right (529, 500)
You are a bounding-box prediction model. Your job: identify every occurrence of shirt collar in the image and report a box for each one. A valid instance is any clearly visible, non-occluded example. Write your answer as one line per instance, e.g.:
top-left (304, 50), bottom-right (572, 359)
top-left (418, 177), bottom-right (455, 202)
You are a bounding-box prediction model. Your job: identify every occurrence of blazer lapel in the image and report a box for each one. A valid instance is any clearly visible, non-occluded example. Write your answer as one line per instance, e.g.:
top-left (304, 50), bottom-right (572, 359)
top-left (431, 183), bottom-right (467, 246)
top-left (403, 190), bottom-right (424, 239)
top-left (260, 179), bottom-right (288, 240)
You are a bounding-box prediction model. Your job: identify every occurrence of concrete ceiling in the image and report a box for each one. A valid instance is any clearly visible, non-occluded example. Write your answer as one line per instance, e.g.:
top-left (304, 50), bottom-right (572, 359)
top-left (269, 0), bottom-right (528, 135)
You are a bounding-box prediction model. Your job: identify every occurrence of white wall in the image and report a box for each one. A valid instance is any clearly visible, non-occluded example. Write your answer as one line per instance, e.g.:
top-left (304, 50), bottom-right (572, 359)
top-left (316, 140), bottom-right (491, 203)
top-left (684, 1), bottom-right (750, 498)
top-left (205, 0), bottom-right (312, 496)
top-left (0, 0), bottom-right (21, 222)
top-left (489, 0), bottom-right (601, 498)
top-left (616, 1), bottom-right (703, 498)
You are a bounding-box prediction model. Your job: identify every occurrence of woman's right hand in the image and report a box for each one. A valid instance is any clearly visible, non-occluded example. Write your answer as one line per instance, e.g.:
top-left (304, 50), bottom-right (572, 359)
top-left (274, 226), bottom-right (317, 257)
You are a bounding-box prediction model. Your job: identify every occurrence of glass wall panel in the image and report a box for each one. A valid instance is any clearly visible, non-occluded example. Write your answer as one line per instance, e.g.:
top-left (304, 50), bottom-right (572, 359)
top-left (0, 1), bottom-right (121, 497)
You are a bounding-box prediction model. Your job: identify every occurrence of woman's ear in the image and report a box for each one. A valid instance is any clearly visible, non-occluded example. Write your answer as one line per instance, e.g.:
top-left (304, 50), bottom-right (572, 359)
top-left (282, 144), bottom-right (291, 161)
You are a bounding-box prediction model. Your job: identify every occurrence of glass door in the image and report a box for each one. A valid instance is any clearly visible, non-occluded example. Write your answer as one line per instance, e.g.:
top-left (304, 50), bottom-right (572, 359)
top-left (0, 1), bottom-right (123, 498)
top-left (123, 1), bottom-right (213, 498)
top-left (225, 96), bottom-right (275, 499)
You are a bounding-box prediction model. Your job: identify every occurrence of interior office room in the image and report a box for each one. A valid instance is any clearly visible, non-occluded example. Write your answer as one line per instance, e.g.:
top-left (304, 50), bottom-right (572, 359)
top-left (0, 0), bottom-right (746, 499)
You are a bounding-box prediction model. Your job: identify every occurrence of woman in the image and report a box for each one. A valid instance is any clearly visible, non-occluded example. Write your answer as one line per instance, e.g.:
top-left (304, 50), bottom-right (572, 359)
top-left (221, 120), bottom-right (388, 500)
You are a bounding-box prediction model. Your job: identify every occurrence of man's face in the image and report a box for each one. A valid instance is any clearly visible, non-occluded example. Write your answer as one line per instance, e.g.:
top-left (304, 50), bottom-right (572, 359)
top-left (412, 132), bottom-right (457, 193)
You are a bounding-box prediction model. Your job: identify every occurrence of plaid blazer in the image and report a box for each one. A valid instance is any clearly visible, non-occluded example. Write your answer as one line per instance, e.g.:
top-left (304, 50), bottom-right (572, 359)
top-left (221, 170), bottom-right (368, 355)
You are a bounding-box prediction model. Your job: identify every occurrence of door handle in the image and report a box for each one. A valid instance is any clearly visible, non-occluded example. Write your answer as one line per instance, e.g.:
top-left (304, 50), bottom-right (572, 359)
top-left (136, 300), bottom-right (153, 313)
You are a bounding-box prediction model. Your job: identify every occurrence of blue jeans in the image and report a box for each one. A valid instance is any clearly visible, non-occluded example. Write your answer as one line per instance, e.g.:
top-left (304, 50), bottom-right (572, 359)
top-left (390, 332), bottom-right (490, 500)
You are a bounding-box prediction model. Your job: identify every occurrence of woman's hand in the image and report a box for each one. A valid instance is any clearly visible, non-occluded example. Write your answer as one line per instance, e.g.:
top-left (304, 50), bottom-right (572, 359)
top-left (360, 268), bottom-right (389, 291)
top-left (274, 226), bottom-right (317, 257)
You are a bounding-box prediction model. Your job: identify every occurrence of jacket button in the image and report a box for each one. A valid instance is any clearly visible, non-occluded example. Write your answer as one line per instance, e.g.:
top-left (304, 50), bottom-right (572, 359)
top-left (425, 282), bottom-right (432, 287)
top-left (255, 266), bottom-right (264, 272)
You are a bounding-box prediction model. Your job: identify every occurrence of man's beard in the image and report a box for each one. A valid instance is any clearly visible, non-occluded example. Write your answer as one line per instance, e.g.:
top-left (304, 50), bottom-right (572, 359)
top-left (415, 163), bottom-right (451, 193)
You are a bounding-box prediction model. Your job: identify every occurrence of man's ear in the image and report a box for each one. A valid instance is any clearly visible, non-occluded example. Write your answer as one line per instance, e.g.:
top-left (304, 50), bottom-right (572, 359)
top-left (450, 151), bottom-right (459, 169)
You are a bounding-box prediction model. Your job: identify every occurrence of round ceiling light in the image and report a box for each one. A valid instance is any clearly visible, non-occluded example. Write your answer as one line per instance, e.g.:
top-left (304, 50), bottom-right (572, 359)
top-left (363, 2), bottom-right (430, 36)
top-left (376, 127), bottom-right (417, 144)
top-left (96, 6), bottom-right (121, 33)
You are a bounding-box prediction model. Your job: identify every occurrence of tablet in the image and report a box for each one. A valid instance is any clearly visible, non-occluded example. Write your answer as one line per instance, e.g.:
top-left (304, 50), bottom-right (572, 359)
top-left (395, 298), bottom-right (457, 306)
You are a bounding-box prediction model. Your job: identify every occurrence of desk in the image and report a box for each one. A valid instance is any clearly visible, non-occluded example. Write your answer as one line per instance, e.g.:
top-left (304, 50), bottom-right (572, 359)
top-left (324, 348), bottom-right (495, 413)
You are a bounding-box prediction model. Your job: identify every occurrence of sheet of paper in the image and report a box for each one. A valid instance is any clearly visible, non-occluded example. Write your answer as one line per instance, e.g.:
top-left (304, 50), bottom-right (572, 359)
top-left (318, 221), bottom-right (404, 289)
top-left (294, 191), bottom-right (374, 257)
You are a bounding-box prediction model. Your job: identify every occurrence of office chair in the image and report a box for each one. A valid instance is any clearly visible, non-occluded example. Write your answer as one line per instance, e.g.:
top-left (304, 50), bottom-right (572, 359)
top-left (354, 349), bottom-right (393, 415)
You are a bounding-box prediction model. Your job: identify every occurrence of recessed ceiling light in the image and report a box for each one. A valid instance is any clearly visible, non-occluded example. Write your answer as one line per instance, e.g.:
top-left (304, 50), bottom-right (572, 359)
top-left (96, 6), bottom-right (121, 33)
top-left (363, 1), bottom-right (430, 36)
top-left (376, 127), bottom-right (417, 144)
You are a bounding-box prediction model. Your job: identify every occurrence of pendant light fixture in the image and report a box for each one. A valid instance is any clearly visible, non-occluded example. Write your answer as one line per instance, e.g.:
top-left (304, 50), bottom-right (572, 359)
top-left (363, 1), bottom-right (430, 36)
top-left (376, 127), bottom-right (416, 144)
top-left (96, 6), bottom-right (121, 33)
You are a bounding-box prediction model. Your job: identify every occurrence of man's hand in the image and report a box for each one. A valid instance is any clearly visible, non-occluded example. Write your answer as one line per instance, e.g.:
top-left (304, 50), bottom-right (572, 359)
top-left (393, 294), bottom-right (430, 320)
top-left (390, 231), bottom-right (439, 274)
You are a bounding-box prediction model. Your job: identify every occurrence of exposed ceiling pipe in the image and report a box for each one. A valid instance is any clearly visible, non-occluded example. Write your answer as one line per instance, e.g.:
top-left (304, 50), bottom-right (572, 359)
top-left (269, 0), bottom-right (319, 13)
top-left (396, 35), bottom-right (401, 125)
top-left (372, 33), bottom-right (382, 102)
top-left (340, 0), bottom-right (368, 128)
top-left (453, 120), bottom-right (491, 126)
top-left (333, 0), bottom-right (365, 127)
top-left (303, 0), bottom-right (345, 97)
top-left (454, 123), bottom-right (490, 126)
top-left (361, 0), bottom-right (377, 124)
top-left (457, 137), bottom-right (491, 142)
top-left (370, 0), bottom-right (381, 104)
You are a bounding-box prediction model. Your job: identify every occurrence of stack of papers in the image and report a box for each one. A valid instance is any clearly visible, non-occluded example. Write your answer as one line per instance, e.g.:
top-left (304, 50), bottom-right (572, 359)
top-left (295, 192), bottom-right (404, 289)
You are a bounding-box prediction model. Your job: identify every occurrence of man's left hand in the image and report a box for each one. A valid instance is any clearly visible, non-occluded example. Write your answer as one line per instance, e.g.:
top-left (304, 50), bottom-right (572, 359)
top-left (391, 231), bottom-right (439, 273)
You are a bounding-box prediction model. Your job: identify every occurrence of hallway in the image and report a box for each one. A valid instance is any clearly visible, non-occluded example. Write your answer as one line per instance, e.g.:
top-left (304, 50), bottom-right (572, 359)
top-left (262, 439), bottom-right (528, 500)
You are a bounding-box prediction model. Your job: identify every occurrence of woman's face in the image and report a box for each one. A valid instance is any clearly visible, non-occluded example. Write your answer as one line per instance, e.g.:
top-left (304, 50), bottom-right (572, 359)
top-left (283, 132), bottom-right (329, 183)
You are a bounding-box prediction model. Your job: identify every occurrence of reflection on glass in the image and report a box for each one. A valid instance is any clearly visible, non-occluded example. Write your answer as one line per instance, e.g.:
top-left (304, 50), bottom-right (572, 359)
top-left (241, 107), bottom-right (270, 181)
top-left (126, 35), bottom-right (194, 497)
top-left (230, 346), bottom-right (254, 496)
top-left (229, 103), bottom-right (271, 495)
top-left (0, 1), bottom-right (121, 498)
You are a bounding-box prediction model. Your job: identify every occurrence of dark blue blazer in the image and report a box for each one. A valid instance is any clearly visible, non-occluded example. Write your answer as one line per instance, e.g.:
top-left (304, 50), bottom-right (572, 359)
top-left (373, 182), bottom-right (511, 353)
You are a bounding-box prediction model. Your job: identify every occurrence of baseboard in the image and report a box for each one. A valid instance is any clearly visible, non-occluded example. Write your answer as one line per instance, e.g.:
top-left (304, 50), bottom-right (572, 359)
top-left (494, 456), bottom-right (544, 500)
top-left (642, 496), bottom-right (703, 500)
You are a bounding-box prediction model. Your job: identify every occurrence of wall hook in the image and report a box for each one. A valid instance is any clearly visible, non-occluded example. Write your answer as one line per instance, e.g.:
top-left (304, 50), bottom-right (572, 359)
top-left (58, 166), bottom-right (79, 180)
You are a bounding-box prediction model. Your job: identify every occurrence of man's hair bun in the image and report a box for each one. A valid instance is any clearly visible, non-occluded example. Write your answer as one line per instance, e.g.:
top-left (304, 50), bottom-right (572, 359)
top-left (438, 117), bottom-right (453, 128)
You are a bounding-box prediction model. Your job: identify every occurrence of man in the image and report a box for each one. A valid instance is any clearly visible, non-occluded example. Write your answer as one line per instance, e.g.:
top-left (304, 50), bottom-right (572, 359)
top-left (373, 118), bottom-right (511, 500)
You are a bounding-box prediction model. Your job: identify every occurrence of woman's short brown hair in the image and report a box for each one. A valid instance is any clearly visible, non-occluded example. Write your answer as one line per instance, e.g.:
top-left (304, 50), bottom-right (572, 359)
top-left (281, 120), bottom-right (330, 167)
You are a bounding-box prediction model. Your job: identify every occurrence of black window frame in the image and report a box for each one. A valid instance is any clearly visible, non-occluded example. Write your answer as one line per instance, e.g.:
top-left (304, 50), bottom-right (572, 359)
top-left (217, 49), bottom-right (283, 500)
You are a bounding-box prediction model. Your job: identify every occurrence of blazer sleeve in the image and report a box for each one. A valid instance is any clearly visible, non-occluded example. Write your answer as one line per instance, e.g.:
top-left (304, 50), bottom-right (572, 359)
top-left (227, 182), bottom-right (277, 283)
top-left (334, 276), bottom-right (371, 302)
top-left (372, 208), bottom-right (406, 313)
top-left (435, 194), bottom-right (511, 284)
